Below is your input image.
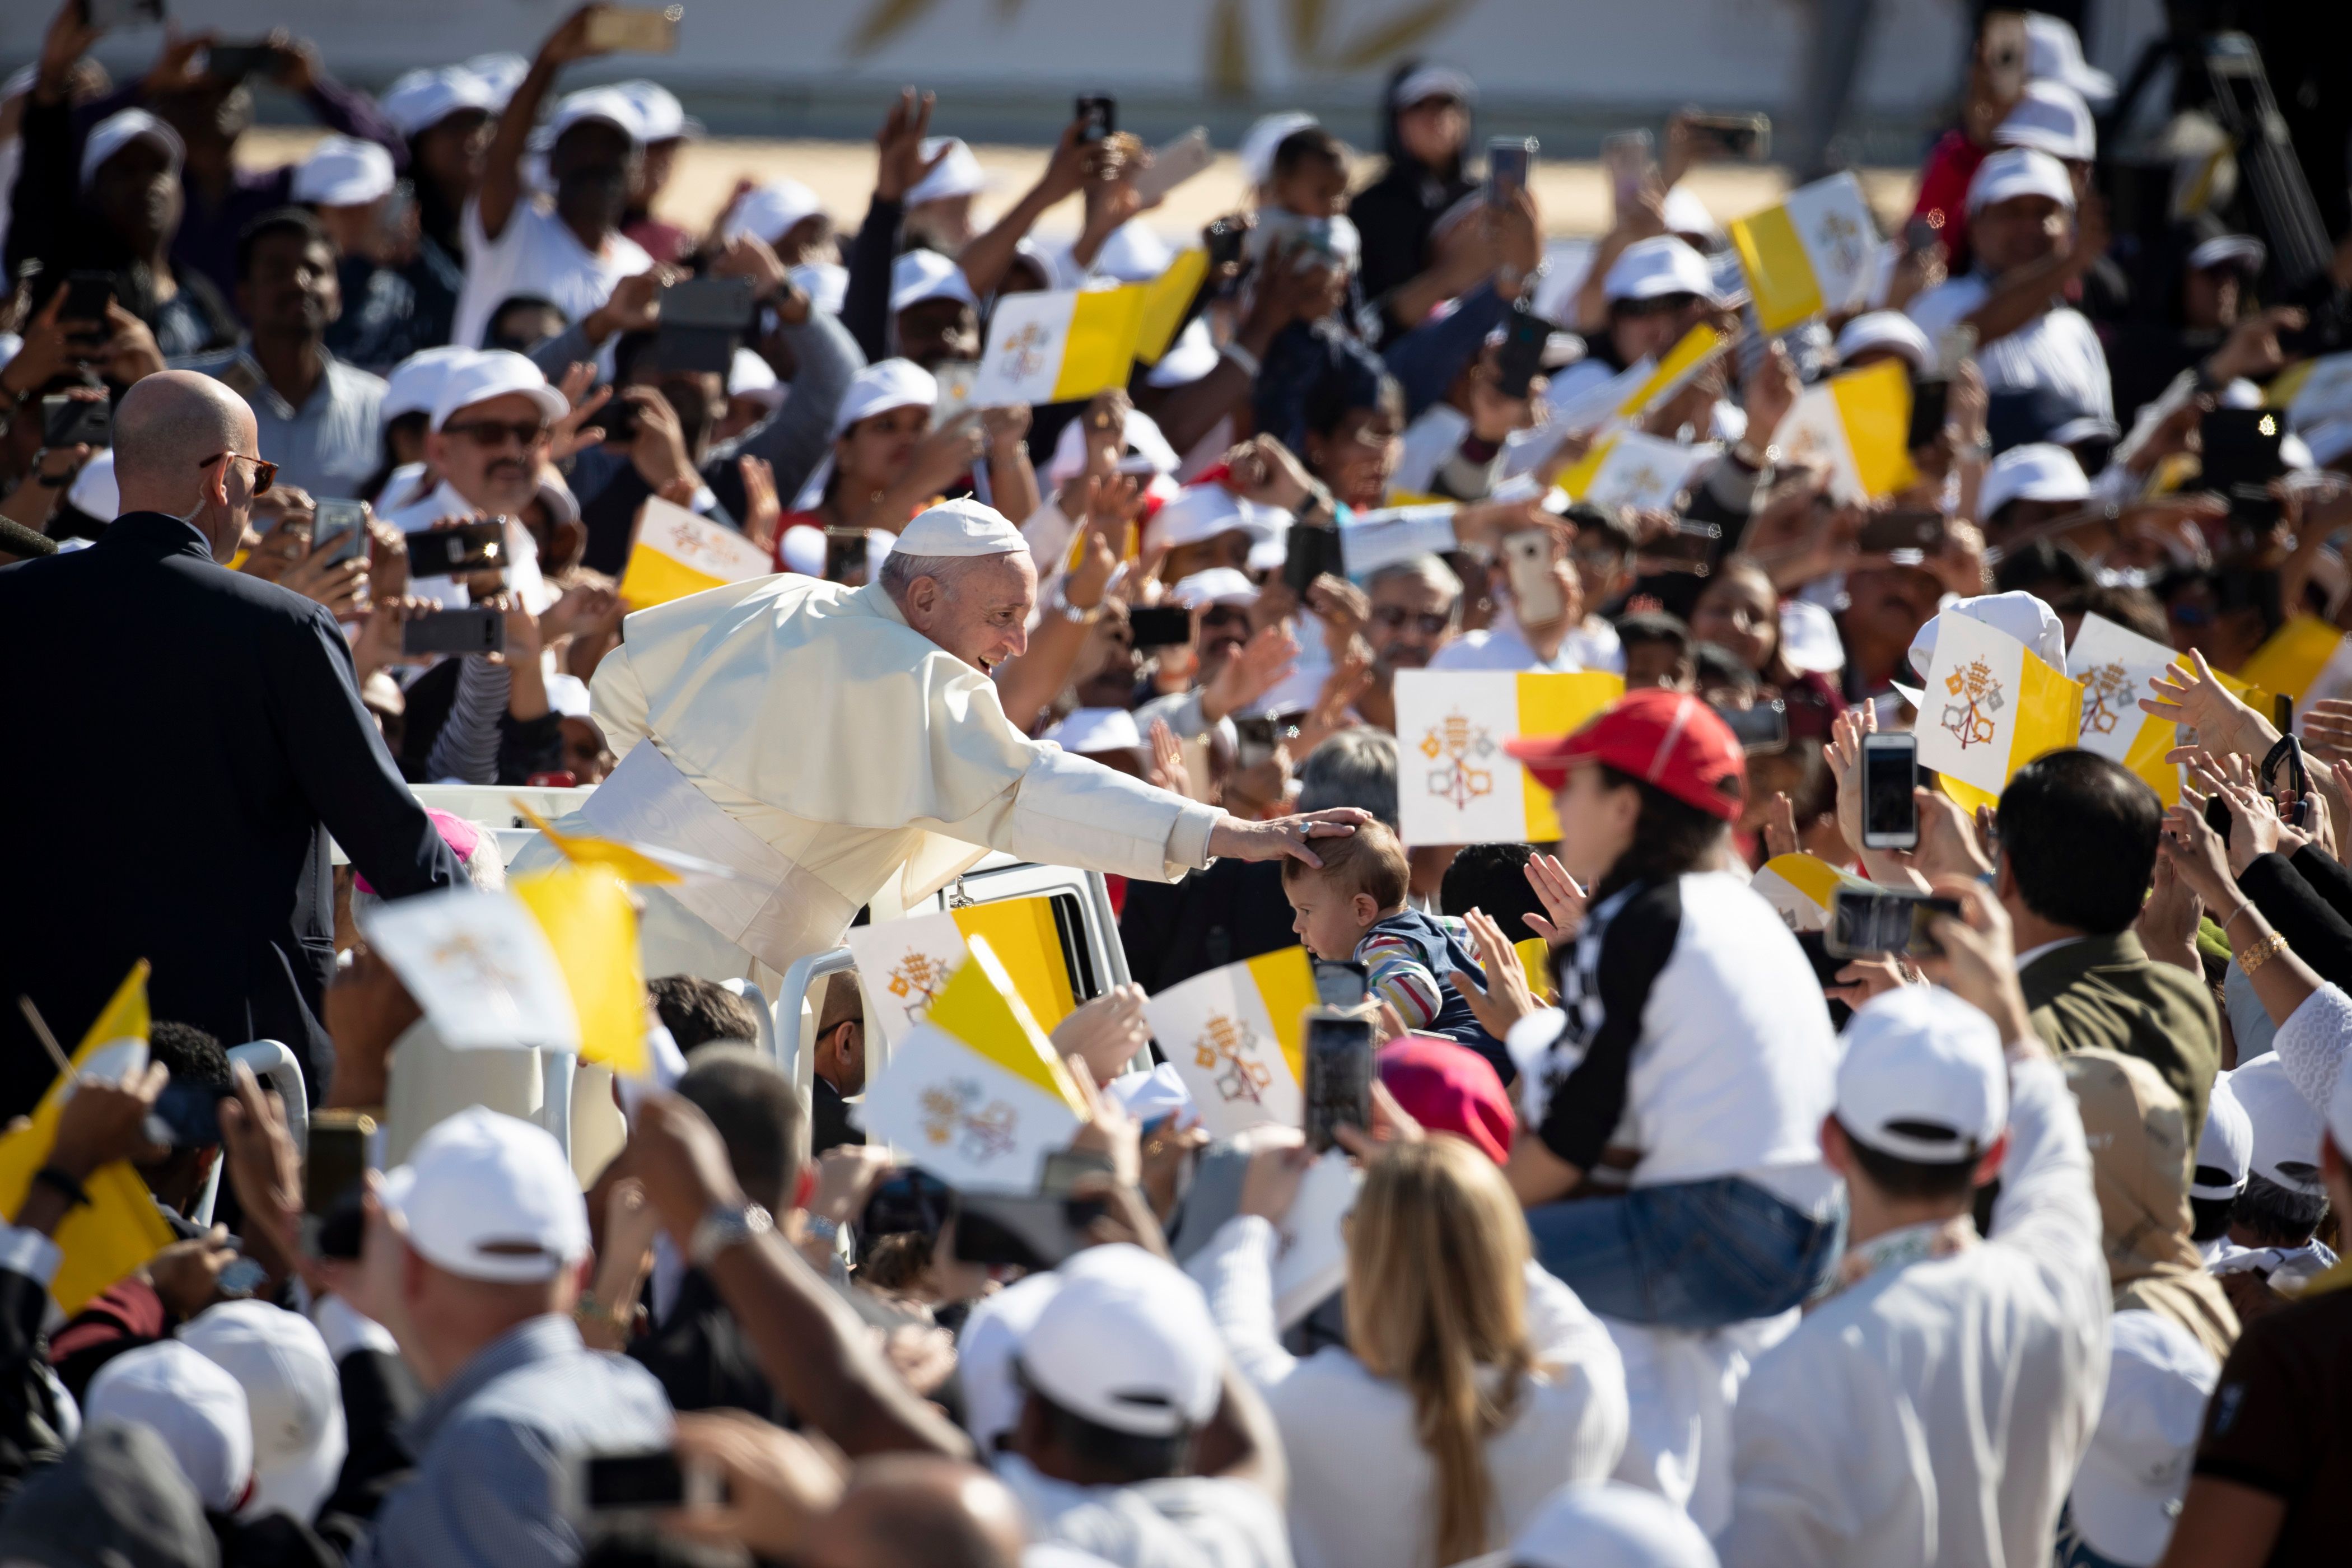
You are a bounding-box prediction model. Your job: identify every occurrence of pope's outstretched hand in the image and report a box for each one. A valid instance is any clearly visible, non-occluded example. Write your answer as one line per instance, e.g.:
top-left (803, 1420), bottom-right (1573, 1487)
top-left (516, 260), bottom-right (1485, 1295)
top-left (1205, 807), bottom-right (1371, 869)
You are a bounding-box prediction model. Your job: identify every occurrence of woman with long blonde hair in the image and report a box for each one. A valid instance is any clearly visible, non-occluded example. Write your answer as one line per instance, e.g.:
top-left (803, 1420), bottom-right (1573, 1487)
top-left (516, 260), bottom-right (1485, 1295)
top-left (1192, 1131), bottom-right (1626, 1568)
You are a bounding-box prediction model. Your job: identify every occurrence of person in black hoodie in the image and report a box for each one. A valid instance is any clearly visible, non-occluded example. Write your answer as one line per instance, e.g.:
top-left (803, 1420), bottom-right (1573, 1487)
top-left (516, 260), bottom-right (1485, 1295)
top-left (1348, 62), bottom-right (1478, 345)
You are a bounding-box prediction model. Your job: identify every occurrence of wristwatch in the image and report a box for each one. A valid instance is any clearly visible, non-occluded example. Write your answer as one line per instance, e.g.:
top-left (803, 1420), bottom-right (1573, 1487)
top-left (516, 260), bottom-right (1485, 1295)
top-left (689, 1200), bottom-right (773, 1268)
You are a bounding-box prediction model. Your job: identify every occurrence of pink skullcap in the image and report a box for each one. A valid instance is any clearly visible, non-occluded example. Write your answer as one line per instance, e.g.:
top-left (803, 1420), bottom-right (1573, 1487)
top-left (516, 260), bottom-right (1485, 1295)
top-left (356, 808), bottom-right (482, 895)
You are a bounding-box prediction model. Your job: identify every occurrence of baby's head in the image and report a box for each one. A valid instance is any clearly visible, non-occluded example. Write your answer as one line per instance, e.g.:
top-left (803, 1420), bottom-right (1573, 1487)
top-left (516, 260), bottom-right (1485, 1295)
top-left (1268, 126), bottom-right (1351, 218)
top-left (1281, 819), bottom-right (1410, 959)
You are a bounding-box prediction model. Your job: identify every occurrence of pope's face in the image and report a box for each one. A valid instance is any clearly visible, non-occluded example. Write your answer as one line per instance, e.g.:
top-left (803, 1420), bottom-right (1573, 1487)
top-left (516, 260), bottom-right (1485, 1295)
top-left (903, 552), bottom-right (1037, 674)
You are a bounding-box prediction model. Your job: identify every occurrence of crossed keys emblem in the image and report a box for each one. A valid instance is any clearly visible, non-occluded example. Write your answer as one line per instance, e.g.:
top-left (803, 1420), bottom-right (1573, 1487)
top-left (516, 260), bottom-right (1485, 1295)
top-left (1941, 656), bottom-right (2006, 750)
top-left (1193, 1015), bottom-right (1273, 1105)
top-left (1420, 710), bottom-right (1497, 811)
top-left (1000, 321), bottom-right (1049, 384)
top-left (918, 1080), bottom-right (1018, 1162)
top-left (2079, 660), bottom-right (2132, 739)
top-left (886, 949), bottom-right (953, 1020)
top-left (1810, 207), bottom-right (1867, 283)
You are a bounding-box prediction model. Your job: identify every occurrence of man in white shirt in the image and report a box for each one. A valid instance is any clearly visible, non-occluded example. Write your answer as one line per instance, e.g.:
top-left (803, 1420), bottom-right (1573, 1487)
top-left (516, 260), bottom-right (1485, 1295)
top-left (1906, 147), bottom-right (2113, 426)
top-left (451, 10), bottom-right (655, 350)
top-left (377, 350), bottom-right (566, 614)
top-left (1722, 888), bottom-right (2110, 1568)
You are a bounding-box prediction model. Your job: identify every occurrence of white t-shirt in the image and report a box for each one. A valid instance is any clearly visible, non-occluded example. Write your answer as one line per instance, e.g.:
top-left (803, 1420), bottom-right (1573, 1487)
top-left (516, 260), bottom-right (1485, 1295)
top-left (1561, 617), bottom-right (1625, 675)
top-left (453, 195), bottom-right (652, 351)
top-left (993, 1454), bottom-right (1293, 1568)
top-left (1427, 623), bottom-right (1583, 674)
top-left (1390, 403), bottom-right (1469, 499)
top-left (1906, 273), bottom-right (2114, 423)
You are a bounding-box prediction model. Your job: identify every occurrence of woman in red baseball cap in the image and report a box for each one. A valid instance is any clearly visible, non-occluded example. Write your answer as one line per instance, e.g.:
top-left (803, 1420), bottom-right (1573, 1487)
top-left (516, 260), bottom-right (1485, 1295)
top-left (1500, 688), bottom-right (1846, 1328)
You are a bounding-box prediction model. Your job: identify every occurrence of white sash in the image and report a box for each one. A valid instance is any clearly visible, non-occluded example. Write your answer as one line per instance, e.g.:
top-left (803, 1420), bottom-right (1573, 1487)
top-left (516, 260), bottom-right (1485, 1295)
top-left (578, 743), bottom-right (858, 974)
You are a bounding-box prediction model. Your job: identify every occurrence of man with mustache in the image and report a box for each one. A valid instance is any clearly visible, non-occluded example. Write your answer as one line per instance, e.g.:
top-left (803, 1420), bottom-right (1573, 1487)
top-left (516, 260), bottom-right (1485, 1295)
top-left (449, 4), bottom-right (654, 351)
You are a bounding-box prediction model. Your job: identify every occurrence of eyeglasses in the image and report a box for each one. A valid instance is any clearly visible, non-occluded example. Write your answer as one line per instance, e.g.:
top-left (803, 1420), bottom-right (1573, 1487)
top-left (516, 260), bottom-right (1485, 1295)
top-left (1611, 292), bottom-right (1698, 320)
top-left (197, 450), bottom-right (275, 494)
top-left (444, 419), bottom-right (552, 450)
top-left (1371, 605), bottom-right (1452, 637)
top-left (1198, 605), bottom-right (1253, 631)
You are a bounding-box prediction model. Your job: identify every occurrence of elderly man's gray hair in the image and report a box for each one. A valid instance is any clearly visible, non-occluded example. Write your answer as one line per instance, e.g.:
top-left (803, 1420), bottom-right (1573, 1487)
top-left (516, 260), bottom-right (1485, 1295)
top-left (1369, 554), bottom-right (1464, 617)
top-left (878, 549), bottom-right (987, 603)
top-left (1297, 729), bottom-right (1399, 830)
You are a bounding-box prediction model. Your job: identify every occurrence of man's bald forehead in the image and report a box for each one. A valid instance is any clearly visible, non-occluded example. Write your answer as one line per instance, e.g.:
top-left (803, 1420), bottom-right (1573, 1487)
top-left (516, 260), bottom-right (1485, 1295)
top-left (113, 371), bottom-right (255, 489)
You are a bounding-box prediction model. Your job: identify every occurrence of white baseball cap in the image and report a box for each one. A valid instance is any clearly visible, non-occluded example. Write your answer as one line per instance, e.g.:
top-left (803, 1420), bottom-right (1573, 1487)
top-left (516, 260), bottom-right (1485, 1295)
top-left (778, 524), bottom-right (825, 577)
top-left (791, 260), bottom-right (850, 316)
top-left (728, 346), bottom-right (784, 408)
top-left (2026, 12), bottom-right (2116, 106)
top-left (546, 87), bottom-right (643, 148)
top-left (1508, 1480), bottom-right (1720, 1568)
top-left (1043, 706), bottom-right (1145, 759)
top-left (1980, 441), bottom-right (2092, 519)
top-left (80, 108), bottom-right (183, 192)
top-left (1170, 567), bottom-right (1259, 609)
top-left (1239, 112), bottom-right (1319, 189)
top-left (1094, 221), bottom-right (1178, 284)
top-left (84, 1341), bottom-right (254, 1514)
top-left (890, 248), bottom-right (978, 314)
top-left (1836, 986), bottom-right (2008, 1164)
top-left (722, 179), bottom-right (824, 248)
top-left (292, 135), bottom-right (395, 208)
top-left (614, 80), bottom-right (701, 143)
top-left (2066, 1310), bottom-right (2218, 1566)
top-left (179, 1301), bottom-right (348, 1524)
top-left (380, 67), bottom-right (497, 139)
top-left (1659, 186), bottom-right (1725, 248)
top-left (1017, 1244), bottom-right (1222, 1438)
top-left (1906, 590), bottom-right (2069, 691)
top-left (381, 347), bottom-right (478, 426)
top-left (956, 1270), bottom-right (1061, 1454)
top-left (1149, 484), bottom-right (1287, 553)
top-left (2233, 1053), bottom-right (2326, 1195)
top-left (907, 137), bottom-right (990, 207)
top-left (379, 1105), bottom-right (590, 1282)
top-left (2187, 233), bottom-right (2266, 276)
top-left (1392, 64), bottom-right (1476, 109)
top-left (1995, 79), bottom-right (2097, 164)
top-left (1968, 147), bottom-right (2076, 214)
top-left (827, 358), bottom-right (936, 438)
top-left (1046, 405), bottom-right (1180, 486)
top-left (429, 349), bottom-right (567, 433)
top-left (2192, 1074), bottom-right (2253, 1201)
top-left (1834, 310), bottom-right (1935, 375)
top-left (1602, 236), bottom-right (1718, 305)
top-left (543, 670), bottom-right (595, 720)
top-left (898, 497), bottom-right (1027, 559)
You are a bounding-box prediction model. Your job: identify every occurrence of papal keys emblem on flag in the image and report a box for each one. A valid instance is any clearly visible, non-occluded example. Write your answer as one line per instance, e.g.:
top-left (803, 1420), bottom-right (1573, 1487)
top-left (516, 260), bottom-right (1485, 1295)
top-left (1193, 1015), bottom-right (1273, 1106)
top-left (919, 1079), bottom-right (1019, 1162)
top-left (1420, 711), bottom-right (1498, 810)
top-left (1942, 657), bottom-right (2007, 749)
top-left (886, 949), bottom-right (952, 1018)
top-left (2078, 661), bottom-right (2132, 739)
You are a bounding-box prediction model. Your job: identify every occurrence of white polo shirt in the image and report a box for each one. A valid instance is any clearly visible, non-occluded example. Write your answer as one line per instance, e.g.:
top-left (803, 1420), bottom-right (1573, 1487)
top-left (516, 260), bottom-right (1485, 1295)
top-left (1907, 273), bottom-right (2113, 423)
top-left (452, 195), bottom-right (651, 352)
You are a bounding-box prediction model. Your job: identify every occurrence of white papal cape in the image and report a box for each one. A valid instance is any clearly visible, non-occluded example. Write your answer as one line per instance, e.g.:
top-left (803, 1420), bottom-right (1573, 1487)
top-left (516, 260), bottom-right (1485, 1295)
top-left (525, 572), bottom-right (1221, 991)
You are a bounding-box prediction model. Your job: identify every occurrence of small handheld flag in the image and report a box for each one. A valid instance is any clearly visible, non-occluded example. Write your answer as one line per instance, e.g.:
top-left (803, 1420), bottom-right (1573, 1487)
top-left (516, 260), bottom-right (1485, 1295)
top-left (1915, 610), bottom-right (2084, 812)
top-left (1394, 670), bottom-right (1625, 846)
top-left (1141, 947), bottom-right (1317, 1139)
top-left (618, 497), bottom-right (774, 609)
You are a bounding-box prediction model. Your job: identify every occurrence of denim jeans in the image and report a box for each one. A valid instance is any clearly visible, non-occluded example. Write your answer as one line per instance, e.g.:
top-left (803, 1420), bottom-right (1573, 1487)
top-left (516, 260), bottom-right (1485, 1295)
top-left (1524, 1175), bottom-right (1846, 1328)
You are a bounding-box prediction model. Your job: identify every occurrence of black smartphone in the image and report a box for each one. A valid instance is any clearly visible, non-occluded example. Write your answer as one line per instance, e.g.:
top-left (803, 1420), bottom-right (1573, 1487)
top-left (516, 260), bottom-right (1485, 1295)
top-left (1712, 698), bottom-right (1788, 755)
top-left (860, 1168), bottom-right (954, 1240)
top-left (1681, 111), bottom-right (1771, 162)
top-left (302, 1110), bottom-right (374, 1259)
top-left (81, 0), bottom-right (165, 29)
top-left (1039, 1148), bottom-right (1114, 1196)
top-left (1205, 217), bottom-right (1246, 270)
top-left (1233, 713), bottom-right (1282, 771)
top-left (1860, 731), bottom-right (1919, 850)
top-left (1075, 94), bottom-right (1116, 143)
top-left (1302, 1009), bottom-right (1375, 1153)
top-left (1826, 887), bottom-right (1963, 960)
top-left (1283, 520), bottom-right (1346, 594)
top-left (1312, 959), bottom-right (1370, 1008)
top-left (1495, 309), bottom-right (1552, 400)
top-left (60, 270), bottom-right (116, 343)
top-left (2202, 408), bottom-right (2286, 492)
top-left (405, 519), bottom-right (506, 578)
top-left (205, 42), bottom-right (282, 83)
top-left (311, 498), bottom-right (368, 567)
top-left (401, 606), bottom-right (505, 656)
top-left (952, 1191), bottom-right (1103, 1271)
top-left (660, 276), bottom-right (758, 332)
top-left (40, 396), bottom-right (111, 449)
top-left (1486, 137), bottom-right (1537, 207)
top-left (1906, 377), bottom-right (1950, 451)
top-left (1856, 508), bottom-right (1947, 554)
top-left (578, 1450), bottom-right (723, 1516)
top-left (149, 1079), bottom-right (222, 1147)
top-left (1127, 604), bottom-right (1193, 650)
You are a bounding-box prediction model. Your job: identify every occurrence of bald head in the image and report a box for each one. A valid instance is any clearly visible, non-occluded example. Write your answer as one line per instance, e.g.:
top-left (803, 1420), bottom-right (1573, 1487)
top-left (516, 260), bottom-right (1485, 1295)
top-left (819, 1456), bottom-right (1026, 1568)
top-left (113, 372), bottom-right (262, 558)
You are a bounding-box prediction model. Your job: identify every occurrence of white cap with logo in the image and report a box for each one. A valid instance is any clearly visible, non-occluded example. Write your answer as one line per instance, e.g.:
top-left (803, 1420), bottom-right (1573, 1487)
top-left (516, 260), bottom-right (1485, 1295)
top-left (380, 1105), bottom-right (590, 1282)
top-left (179, 1300), bottom-right (348, 1523)
top-left (1018, 1244), bottom-right (1223, 1438)
top-left (83, 1340), bottom-right (254, 1514)
top-left (1836, 986), bottom-right (2008, 1163)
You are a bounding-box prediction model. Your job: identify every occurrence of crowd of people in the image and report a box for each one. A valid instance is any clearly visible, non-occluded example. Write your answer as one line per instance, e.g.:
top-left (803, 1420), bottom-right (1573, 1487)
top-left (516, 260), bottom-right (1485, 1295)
top-left (4, 2), bottom-right (2352, 1565)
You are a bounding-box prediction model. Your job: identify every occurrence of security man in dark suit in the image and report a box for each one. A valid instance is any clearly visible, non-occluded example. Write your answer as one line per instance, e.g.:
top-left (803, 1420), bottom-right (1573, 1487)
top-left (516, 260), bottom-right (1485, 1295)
top-left (0, 371), bottom-right (461, 1116)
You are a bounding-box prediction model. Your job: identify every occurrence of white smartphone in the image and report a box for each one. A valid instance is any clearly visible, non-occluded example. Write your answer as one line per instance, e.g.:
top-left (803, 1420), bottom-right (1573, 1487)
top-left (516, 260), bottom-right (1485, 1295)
top-left (1133, 127), bottom-right (1214, 207)
top-left (1502, 528), bottom-right (1566, 625)
top-left (1859, 732), bottom-right (1920, 850)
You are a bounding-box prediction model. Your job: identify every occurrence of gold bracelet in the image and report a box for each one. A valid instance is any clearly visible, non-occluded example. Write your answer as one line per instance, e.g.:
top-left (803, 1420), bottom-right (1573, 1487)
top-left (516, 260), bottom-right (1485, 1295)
top-left (2238, 931), bottom-right (2290, 977)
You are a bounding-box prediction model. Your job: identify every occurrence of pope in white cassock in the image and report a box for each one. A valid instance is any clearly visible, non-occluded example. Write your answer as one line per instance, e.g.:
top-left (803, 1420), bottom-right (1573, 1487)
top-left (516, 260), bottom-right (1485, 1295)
top-left (530, 498), bottom-right (1364, 992)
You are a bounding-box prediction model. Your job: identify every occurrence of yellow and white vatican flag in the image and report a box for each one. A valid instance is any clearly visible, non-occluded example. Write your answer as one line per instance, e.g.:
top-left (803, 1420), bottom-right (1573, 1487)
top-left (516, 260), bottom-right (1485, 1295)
top-left (972, 284), bottom-right (1147, 405)
top-left (1513, 936), bottom-right (1554, 996)
top-left (1916, 609), bottom-right (2084, 811)
top-left (1728, 172), bottom-right (1881, 333)
top-left (1144, 946), bottom-right (1317, 1139)
top-left (1394, 669), bottom-right (1625, 846)
top-left (1135, 248), bottom-right (1210, 364)
top-left (1769, 360), bottom-right (1917, 503)
top-left (512, 801), bottom-right (738, 888)
top-left (2269, 351), bottom-right (2352, 424)
top-left (1552, 429), bottom-right (1715, 512)
top-left (1751, 853), bottom-right (1874, 933)
top-left (617, 497), bottom-right (774, 610)
top-left (860, 936), bottom-right (1089, 1191)
top-left (843, 897), bottom-right (1080, 1054)
top-left (1544, 323), bottom-right (1732, 436)
top-left (2238, 617), bottom-right (2352, 725)
top-left (0, 964), bottom-right (179, 1313)
top-left (360, 886), bottom-right (582, 1053)
top-left (2068, 613), bottom-right (2190, 805)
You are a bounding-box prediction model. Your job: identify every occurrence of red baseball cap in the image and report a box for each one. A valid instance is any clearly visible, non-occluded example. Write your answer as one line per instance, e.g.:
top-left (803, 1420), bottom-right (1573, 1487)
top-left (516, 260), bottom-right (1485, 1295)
top-left (1503, 688), bottom-right (1747, 822)
top-left (1376, 1037), bottom-right (1515, 1166)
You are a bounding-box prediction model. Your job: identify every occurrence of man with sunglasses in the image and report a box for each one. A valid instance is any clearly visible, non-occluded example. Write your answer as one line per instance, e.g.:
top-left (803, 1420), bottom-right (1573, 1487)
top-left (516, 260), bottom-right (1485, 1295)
top-left (377, 349), bottom-right (567, 612)
top-left (0, 370), bottom-right (461, 1118)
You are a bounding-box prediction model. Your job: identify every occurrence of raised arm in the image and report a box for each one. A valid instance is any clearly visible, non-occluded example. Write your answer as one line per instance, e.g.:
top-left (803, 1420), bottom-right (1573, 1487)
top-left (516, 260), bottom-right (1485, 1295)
top-left (477, 4), bottom-right (612, 242)
top-left (957, 118), bottom-right (1090, 300)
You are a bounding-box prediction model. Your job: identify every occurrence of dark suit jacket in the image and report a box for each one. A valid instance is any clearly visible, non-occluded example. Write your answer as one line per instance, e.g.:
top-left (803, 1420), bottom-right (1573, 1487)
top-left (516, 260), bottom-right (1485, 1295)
top-left (0, 514), bottom-right (460, 1113)
top-left (1119, 860), bottom-right (1296, 995)
top-left (2020, 930), bottom-right (2220, 1133)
